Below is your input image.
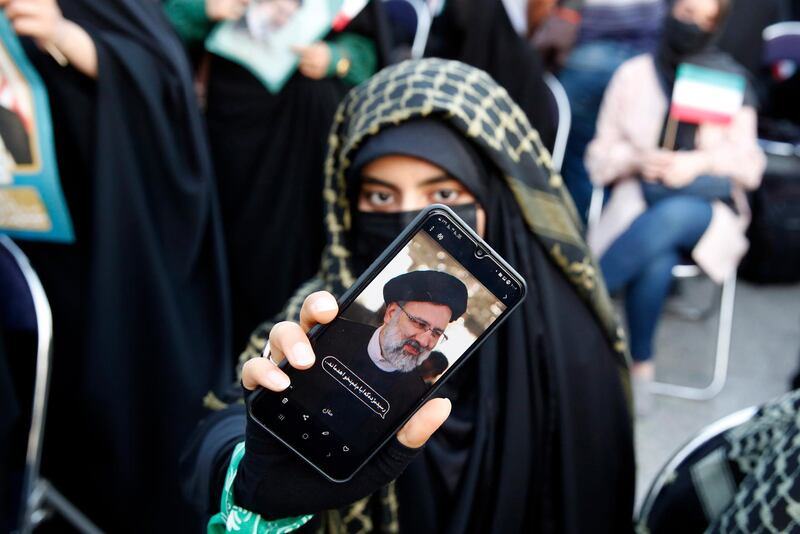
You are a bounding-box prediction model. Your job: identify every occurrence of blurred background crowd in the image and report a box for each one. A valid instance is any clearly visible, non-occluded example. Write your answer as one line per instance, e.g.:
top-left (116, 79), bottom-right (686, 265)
top-left (1, 0), bottom-right (799, 532)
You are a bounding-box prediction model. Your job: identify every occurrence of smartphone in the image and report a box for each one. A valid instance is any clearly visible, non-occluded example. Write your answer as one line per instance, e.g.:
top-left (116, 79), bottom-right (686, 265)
top-left (247, 204), bottom-right (526, 482)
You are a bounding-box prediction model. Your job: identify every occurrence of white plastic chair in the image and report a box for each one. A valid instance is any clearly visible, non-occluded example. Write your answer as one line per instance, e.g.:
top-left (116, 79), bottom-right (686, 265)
top-left (543, 72), bottom-right (572, 173)
top-left (587, 189), bottom-right (736, 400)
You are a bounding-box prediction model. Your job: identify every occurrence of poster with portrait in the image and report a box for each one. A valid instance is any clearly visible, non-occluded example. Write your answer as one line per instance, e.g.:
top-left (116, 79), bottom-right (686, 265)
top-left (0, 13), bottom-right (73, 243)
top-left (206, 0), bottom-right (348, 93)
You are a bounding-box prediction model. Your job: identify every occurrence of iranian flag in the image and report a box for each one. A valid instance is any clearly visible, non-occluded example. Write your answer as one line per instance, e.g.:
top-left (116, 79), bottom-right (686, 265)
top-left (670, 64), bottom-right (746, 125)
top-left (332, 0), bottom-right (369, 31)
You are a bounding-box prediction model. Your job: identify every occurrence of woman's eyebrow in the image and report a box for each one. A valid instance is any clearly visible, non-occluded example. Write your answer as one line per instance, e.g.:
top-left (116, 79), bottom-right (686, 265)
top-left (418, 175), bottom-right (455, 187)
top-left (361, 174), bottom-right (455, 190)
top-left (360, 175), bottom-right (401, 192)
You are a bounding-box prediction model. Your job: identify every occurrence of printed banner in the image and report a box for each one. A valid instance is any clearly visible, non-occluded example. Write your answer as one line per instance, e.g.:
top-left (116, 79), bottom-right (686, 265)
top-left (0, 12), bottom-right (73, 243)
top-left (670, 63), bottom-right (746, 125)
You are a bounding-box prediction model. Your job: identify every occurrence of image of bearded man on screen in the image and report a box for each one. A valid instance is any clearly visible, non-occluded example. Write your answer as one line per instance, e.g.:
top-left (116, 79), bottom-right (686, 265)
top-left (368, 270), bottom-right (467, 376)
top-left (293, 269), bottom-right (468, 432)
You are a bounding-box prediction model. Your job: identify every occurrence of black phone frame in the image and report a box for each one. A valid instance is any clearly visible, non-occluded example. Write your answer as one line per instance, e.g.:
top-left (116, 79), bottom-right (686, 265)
top-left (247, 204), bottom-right (527, 482)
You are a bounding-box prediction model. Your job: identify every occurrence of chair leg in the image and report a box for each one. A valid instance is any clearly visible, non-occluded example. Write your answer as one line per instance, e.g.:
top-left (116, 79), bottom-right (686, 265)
top-left (649, 274), bottom-right (736, 400)
top-left (21, 479), bottom-right (103, 534)
top-left (666, 278), bottom-right (721, 321)
top-left (587, 186), bottom-right (605, 231)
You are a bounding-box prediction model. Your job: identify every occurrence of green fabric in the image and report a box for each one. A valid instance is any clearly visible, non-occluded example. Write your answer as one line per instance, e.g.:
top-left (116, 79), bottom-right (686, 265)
top-left (163, 0), bottom-right (214, 46)
top-left (325, 32), bottom-right (377, 86)
top-left (207, 442), bottom-right (314, 534)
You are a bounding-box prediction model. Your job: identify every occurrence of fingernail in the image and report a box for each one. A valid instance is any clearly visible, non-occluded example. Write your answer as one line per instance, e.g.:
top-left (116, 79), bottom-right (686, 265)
top-left (312, 297), bottom-right (337, 314)
top-left (292, 342), bottom-right (314, 366)
top-left (265, 368), bottom-right (290, 390)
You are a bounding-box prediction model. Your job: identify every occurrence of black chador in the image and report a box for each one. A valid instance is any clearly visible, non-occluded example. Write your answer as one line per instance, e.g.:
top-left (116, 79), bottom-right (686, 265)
top-left (18, 1), bottom-right (231, 531)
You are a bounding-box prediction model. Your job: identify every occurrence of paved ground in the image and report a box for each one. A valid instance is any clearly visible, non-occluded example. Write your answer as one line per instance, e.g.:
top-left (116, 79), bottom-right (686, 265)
top-left (634, 277), bottom-right (800, 510)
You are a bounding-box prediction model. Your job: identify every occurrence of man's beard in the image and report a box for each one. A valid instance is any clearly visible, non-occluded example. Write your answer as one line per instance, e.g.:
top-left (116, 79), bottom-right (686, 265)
top-left (380, 315), bottom-right (432, 372)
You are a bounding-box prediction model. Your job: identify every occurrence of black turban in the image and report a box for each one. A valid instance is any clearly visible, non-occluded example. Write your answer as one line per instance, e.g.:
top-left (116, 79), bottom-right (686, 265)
top-left (383, 270), bottom-right (468, 321)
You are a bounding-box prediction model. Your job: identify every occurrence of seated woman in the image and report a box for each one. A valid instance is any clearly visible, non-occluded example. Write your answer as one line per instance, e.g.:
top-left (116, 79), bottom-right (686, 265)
top-left (183, 58), bottom-right (635, 534)
top-left (585, 0), bottom-right (765, 403)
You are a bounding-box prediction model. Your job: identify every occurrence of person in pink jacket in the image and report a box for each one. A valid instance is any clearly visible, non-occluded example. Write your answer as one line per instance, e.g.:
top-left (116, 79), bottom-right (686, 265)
top-left (585, 0), bottom-right (765, 399)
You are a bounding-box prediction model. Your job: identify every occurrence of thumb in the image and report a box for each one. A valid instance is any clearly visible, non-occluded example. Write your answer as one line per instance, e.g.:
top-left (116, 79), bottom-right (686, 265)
top-left (396, 397), bottom-right (451, 449)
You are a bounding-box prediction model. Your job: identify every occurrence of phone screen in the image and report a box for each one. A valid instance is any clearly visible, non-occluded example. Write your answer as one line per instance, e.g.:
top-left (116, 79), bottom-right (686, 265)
top-left (249, 207), bottom-right (525, 481)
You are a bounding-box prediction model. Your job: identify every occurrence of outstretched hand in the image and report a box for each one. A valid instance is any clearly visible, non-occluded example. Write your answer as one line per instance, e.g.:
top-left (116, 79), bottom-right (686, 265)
top-left (242, 290), bottom-right (451, 448)
top-left (236, 291), bottom-right (451, 518)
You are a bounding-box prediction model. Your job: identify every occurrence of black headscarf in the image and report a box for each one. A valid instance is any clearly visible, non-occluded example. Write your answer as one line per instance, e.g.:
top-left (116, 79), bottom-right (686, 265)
top-left (18, 1), bottom-right (231, 530)
top-left (242, 58), bottom-right (633, 534)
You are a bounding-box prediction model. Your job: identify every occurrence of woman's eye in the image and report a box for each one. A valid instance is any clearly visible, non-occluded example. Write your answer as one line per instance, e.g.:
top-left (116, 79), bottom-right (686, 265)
top-left (431, 189), bottom-right (460, 203)
top-left (366, 191), bottom-right (395, 206)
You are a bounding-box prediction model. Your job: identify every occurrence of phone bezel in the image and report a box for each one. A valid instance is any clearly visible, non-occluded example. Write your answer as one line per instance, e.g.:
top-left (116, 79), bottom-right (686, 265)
top-left (247, 204), bottom-right (527, 482)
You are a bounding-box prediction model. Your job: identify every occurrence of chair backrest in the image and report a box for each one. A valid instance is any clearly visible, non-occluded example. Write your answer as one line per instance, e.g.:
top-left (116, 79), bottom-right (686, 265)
top-left (0, 237), bottom-right (38, 333)
top-left (637, 405), bottom-right (758, 532)
top-left (763, 21), bottom-right (800, 64)
top-left (383, 0), bottom-right (418, 51)
top-left (0, 235), bottom-right (51, 376)
top-left (0, 235), bottom-right (53, 528)
top-left (383, 0), bottom-right (433, 60)
top-left (543, 72), bottom-right (571, 173)
top-left (407, 0), bottom-right (434, 59)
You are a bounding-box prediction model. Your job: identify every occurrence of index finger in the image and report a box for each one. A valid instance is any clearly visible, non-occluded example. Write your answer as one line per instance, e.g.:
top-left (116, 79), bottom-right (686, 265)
top-left (298, 291), bottom-right (338, 332)
top-left (290, 45), bottom-right (307, 54)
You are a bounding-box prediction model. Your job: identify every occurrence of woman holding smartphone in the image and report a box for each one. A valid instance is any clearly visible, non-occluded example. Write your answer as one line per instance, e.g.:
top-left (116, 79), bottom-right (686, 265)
top-left (183, 58), bottom-right (634, 534)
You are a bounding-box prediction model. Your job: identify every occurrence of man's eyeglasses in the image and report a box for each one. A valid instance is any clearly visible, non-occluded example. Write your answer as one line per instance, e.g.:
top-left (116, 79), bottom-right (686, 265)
top-left (397, 303), bottom-right (448, 341)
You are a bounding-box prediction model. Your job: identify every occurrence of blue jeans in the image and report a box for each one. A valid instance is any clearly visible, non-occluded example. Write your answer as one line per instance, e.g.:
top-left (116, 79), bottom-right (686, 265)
top-left (600, 196), bottom-right (713, 361)
top-left (558, 41), bottom-right (647, 222)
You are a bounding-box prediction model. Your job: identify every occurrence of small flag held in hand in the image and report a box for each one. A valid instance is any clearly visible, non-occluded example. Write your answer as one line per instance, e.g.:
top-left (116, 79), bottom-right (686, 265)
top-left (670, 64), bottom-right (746, 125)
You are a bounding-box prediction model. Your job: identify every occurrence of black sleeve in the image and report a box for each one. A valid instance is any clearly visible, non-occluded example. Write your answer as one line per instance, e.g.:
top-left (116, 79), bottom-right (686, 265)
top-left (234, 410), bottom-right (420, 520)
top-left (338, 0), bottom-right (394, 68)
top-left (179, 404), bottom-right (247, 515)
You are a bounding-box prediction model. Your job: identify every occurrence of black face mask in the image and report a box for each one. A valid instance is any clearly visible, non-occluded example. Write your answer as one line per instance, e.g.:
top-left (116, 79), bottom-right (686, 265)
top-left (351, 203), bottom-right (479, 276)
top-left (659, 15), bottom-right (714, 64)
